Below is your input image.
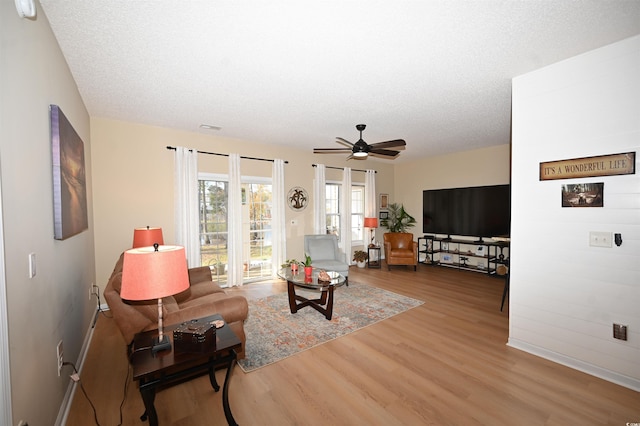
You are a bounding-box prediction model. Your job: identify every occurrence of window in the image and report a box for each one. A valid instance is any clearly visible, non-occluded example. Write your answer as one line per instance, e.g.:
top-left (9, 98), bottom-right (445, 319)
top-left (325, 183), bottom-right (365, 244)
top-left (198, 174), bottom-right (273, 286)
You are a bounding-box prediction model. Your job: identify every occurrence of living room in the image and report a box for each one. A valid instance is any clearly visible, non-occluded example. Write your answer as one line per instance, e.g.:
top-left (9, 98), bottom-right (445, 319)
top-left (1, 1), bottom-right (639, 425)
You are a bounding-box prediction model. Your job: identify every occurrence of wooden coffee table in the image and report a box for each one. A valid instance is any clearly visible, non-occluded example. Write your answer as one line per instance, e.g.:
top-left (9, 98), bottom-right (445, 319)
top-left (278, 268), bottom-right (346, 320)
top-left (129, 314), bottom-right (241, 426)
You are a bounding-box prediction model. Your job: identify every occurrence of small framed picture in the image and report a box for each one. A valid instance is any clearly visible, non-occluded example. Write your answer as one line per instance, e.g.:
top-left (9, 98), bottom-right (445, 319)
top-left (561, 183), bottom-right (604, 207)
top-left (441, 253), bottom-right (453, 264)
top-left (379, 193), bottom-right (389, 210)
top-left (379, 211), bottom-right (389, 220)
top-left (475, 246), bottom-right (485, 257)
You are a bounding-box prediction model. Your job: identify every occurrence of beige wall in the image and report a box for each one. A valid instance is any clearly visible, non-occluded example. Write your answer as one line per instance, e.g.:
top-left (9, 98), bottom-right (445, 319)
top-left (394, 144), bottom-right (511, 234)
top-left (1, 3), bottom-right (95, 425)
top-left (91, 118), bottom-right (396, 291)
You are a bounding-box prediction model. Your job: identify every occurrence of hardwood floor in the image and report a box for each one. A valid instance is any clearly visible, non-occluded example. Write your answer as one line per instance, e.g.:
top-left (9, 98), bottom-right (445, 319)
top-left (66, 265), bottom-right (639, 425)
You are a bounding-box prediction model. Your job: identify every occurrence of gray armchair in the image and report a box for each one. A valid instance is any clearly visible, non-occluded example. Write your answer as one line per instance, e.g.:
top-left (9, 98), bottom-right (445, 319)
top-left (304, 234), bottom-right (349, 286)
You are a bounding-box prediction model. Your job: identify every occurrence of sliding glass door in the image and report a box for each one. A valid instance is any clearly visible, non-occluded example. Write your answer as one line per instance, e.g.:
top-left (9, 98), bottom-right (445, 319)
top-left (199, 175), bottom-right (272, 285)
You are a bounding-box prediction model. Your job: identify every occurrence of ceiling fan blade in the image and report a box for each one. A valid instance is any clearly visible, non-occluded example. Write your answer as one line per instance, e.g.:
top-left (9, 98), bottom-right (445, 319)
top-left (313, 148), bottom-right (352, 154)
top-left (336, 137), bottom-right (354, 147)
top-left (369, 139), bottom-right (406, 150)
top-left (369, 148), bottom-right (400, 158)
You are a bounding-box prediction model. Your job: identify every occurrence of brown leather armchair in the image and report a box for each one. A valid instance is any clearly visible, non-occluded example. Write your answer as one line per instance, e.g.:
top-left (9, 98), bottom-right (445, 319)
top-left (383, 233), bottom-right (418, 271)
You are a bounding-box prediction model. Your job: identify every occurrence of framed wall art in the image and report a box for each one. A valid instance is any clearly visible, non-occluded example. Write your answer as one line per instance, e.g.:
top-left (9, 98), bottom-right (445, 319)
top-left (50, 105), bottom-right (89, 240)
top-left (561, 183), bottom-right (604, 207)
top-left (379, 193), bottom-right (389, 210)
top-left (287, 186), bottom-right (308, 211)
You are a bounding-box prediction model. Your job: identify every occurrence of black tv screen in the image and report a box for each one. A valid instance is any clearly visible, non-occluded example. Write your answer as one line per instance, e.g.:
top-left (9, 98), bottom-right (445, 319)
top-left (423, 185), bottom-right (510, 238)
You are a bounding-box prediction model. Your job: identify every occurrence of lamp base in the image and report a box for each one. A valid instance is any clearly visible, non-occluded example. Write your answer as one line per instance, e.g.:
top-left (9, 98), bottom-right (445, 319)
top-left (151, 334), bottom-right (171, 354)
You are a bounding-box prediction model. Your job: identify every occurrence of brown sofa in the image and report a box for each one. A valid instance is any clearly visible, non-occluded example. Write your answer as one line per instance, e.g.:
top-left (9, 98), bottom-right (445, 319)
top-left (104, 253), bottom-right (249, 358)
top-left (383, 232), bottom-right (418, 271)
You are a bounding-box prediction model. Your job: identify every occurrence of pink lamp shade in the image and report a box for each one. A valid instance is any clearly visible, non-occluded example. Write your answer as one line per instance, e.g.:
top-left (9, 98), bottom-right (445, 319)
top-left (364, 217), bottom-right (378, 229)
top-left (132, 226), bottom-right (164, 248)
top-left (121, 245), bottom-right (189, 353)
top-left (121, 245), bottom-right (189, 301)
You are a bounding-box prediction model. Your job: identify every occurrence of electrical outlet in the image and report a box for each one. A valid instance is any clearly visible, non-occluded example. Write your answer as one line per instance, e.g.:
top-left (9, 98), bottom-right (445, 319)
top-left (613, 323), bottom-right (628, 341)
top-left (89, 283), bottom-right (99, 301)
top-left (57, 340), bottom-right (63, 376)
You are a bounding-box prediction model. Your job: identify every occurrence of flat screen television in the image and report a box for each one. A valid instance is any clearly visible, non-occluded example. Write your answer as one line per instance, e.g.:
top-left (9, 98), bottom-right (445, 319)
top-left (423, 184), bottom-right (510, 240)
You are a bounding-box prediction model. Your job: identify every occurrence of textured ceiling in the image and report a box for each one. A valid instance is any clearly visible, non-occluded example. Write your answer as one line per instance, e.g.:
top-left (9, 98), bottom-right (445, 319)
top-left (39, 1), bottom-right (640, 163)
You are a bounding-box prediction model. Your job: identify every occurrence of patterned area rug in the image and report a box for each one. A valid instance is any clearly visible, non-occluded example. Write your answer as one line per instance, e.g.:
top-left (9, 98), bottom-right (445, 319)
top-left (237, 282), bottom-right (424, 372)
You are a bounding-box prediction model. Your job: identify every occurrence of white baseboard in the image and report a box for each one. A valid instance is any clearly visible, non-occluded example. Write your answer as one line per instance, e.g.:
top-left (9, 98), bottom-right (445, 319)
top-left (507, 338), bottom-right (640, 392)
top-left (55, 306), bottom-right (101, 426)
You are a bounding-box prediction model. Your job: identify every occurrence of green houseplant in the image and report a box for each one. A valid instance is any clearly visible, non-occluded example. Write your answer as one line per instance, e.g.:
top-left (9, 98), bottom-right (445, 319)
top-left (380, 203), bottom-right (417, 233)
top-left (303, 254), bottom-right (313, 278)
top-left (352, 250), bottom-right (368, 262)
top-left (353, 250), bottom-right (368, 268)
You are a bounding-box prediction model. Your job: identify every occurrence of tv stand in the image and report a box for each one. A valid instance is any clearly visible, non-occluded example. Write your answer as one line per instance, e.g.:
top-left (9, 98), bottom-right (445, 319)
top-left (417, 235), bottom-right (509, 276)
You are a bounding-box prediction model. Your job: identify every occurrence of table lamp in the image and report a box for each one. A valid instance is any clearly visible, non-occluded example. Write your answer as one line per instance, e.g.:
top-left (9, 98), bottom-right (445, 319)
top-left (132, 226), bottom-right (164, 248)
top-left (121, 244), bottom-right (189, 353)
top-left (364, 217), bottom-right (378, 247)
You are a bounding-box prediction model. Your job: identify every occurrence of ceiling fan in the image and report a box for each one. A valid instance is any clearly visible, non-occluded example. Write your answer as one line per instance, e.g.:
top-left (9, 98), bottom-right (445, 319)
top-left (313, 124), bottom-right (406, 160)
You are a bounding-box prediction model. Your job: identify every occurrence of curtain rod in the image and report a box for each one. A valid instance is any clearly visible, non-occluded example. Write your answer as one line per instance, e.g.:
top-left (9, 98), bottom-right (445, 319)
top-left (312, 164), bottom-right (376, 173)
top-left (166, 146), bottom-right (288, 164)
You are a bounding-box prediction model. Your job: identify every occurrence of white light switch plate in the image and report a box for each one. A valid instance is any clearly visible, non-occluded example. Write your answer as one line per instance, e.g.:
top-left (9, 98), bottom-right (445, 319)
top-left (589, 231), bottom-right (612, 248)
top-left (28, 252), bottom-right (36, 278)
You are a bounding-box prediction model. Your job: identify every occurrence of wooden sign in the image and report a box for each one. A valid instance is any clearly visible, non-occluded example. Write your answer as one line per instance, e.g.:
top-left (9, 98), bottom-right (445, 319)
top-left (540, 152), bottom-right (635, 181)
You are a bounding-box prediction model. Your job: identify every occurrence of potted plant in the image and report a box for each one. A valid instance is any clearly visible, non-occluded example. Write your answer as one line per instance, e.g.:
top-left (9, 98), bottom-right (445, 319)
top-left (281, 259), bottom-right (301, 273)
top-left (380, 203), bottom-right (417, 233)
top-left (303, 254), bottom-right (313, 278)
top-left (353, 250), bottom-right (368, 268)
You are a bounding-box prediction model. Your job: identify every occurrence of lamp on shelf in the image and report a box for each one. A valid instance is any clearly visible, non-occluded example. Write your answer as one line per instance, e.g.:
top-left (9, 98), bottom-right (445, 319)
top-left (121, 244), bottom-right (189, 353)
top-left (132, 226), bottom-right (164, 248)
top-left (364, 217), bottom-right (378, 247)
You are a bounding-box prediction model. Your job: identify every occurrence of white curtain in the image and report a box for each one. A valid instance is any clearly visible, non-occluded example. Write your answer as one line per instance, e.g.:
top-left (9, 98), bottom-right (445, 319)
top-left (365, 169), bottom-right (377, 217)
top-left (365, 169), bottom-right (377, 245)
top-left (271, 159), bottom-right (286, 277)
top-left (174, 147), bottom-right (200, 267)
top-left (313, 164), bottom-right (326, 234)
top-left (227, 154), bottom-right (243, 287)
top-left (341, 167), bottom-right (352, 264)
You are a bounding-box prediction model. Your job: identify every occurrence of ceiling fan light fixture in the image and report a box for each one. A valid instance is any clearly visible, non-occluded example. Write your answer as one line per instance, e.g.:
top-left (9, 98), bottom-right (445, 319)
top-left (314, 124), bottom-right (405, 160)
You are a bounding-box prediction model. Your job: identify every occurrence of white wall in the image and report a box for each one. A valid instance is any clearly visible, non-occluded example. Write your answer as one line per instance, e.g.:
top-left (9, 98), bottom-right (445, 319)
top-left (0, 3), bottom-right (96, 425)
top-left (510, 35), bottom-right (639, 390)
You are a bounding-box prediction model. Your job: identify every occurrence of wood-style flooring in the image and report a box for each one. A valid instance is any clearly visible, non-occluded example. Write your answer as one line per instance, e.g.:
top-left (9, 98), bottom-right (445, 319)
top-left (65, 264), bottom-right (639, 425)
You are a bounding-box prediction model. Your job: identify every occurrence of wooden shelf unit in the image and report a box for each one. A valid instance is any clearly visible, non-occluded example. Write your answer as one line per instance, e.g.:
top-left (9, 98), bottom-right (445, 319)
top-left (418, 235), bottom-right (509, 276)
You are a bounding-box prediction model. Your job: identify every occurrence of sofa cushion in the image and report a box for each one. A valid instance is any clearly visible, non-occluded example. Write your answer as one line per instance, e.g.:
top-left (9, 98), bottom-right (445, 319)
top-left (177, 293), bottom-right (249, 325)
top-left (173, 280), bottom-right (225, 303)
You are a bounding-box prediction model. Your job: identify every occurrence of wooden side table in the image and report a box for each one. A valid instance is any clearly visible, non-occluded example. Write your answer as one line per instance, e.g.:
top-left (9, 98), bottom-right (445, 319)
top-left (367, 246), bottom-right (381, 268)
top-left (129, 314), bottom-right (241, 426)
